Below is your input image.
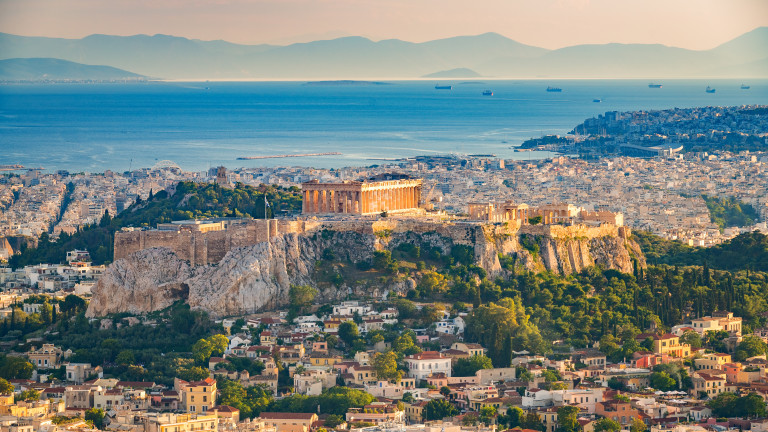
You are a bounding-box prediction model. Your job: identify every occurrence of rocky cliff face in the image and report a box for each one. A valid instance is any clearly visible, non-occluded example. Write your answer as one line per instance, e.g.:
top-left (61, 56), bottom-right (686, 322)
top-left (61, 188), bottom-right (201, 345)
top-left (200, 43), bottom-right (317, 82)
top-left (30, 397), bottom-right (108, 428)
top-left (87, 223), bottom-right (644, 318)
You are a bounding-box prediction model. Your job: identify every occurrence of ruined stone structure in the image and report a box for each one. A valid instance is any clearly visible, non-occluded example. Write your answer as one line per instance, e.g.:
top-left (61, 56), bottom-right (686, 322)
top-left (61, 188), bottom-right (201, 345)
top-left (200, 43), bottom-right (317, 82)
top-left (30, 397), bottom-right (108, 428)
top-left (301, 176), bottom-right (422, 215)
top-left (114, 218), bottom-right (287, 266)
top-left (468, 202), bottom-right (624, 227)
top-left (468, 201), bottom-right (530, 223)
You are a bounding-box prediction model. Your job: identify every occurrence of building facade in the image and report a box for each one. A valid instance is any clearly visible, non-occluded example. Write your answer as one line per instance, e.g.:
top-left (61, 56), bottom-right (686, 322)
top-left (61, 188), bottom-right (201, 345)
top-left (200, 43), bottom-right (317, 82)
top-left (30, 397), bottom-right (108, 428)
top-left (301, 176), bottom-right (422, 215)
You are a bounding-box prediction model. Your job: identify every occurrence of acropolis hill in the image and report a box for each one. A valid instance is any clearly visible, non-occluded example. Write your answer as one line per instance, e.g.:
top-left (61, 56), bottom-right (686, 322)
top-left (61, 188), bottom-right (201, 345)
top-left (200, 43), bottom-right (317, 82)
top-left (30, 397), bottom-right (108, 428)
top-left (90, 178), bottom-right (641, 318)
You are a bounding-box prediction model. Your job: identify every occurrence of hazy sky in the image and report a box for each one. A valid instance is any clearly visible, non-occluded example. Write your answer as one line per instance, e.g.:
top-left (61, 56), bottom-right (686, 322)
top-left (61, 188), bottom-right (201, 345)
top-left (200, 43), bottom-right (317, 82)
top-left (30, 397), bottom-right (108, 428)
top-left (1, 0), bottom-right (766, 49)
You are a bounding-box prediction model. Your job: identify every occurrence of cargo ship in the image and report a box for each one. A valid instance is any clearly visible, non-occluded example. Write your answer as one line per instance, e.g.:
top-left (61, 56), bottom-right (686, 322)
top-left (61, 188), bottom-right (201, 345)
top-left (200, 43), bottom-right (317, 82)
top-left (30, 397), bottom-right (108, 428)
top-left (546, 86), bottom-right (562, 92)
top-left (741, 84), bottom-right (750, 89)
top-left (482, 90), bottom-right (493, 96)
top-left (648, 83), bottom-right (662, 88)
top-left (705, 86), bottom-right (716, 93)
top-left (434, 84), bottom-right (452, 90)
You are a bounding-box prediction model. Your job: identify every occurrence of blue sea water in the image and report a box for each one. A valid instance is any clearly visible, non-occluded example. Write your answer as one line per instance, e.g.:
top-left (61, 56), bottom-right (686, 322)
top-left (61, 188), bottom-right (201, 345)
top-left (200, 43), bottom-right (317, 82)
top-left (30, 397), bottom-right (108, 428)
top-left (1, 79), bottom-right (766, 172)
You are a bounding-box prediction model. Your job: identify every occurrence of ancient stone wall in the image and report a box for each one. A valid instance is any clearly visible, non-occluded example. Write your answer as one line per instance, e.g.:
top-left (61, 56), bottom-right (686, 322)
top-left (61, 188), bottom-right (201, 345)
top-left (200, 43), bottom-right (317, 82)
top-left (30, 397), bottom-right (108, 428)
top-left (114, 219), bottom-right (274, 266)
top-left (114, 217), bottom-right (630, 267)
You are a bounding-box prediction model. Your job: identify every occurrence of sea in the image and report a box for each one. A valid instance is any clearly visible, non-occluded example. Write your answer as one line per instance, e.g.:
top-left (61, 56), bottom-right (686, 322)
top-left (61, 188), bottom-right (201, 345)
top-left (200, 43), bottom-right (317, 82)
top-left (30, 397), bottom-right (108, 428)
top-left (1, 79), bottom-right (766, 173)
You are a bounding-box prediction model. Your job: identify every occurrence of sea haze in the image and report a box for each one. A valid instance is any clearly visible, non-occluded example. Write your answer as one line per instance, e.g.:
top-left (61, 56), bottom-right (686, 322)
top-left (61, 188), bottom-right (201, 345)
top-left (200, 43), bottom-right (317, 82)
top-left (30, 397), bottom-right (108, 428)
top-left (1, 79), bottom-right (766, 173)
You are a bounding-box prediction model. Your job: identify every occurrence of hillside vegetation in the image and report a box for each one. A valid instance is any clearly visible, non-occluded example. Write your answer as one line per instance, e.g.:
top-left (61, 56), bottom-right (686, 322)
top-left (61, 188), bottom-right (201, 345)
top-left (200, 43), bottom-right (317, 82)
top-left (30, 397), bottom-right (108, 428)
top-left (9, 182), bottom-right (302, 268)
top-left (702, 194), bottom-right (760, 231)
top-left (634, 230), bottom-right (768, 272)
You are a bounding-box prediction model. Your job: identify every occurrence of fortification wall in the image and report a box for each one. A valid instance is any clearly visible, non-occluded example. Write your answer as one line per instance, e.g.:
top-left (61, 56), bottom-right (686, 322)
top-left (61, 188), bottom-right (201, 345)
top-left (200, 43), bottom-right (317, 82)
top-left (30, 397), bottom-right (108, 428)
top-left (115, 217), bottom-right (629, 266)
top-left (114, 219), bottom-right (275, 266)
top-left (519, 223), bottom-right (621, 240)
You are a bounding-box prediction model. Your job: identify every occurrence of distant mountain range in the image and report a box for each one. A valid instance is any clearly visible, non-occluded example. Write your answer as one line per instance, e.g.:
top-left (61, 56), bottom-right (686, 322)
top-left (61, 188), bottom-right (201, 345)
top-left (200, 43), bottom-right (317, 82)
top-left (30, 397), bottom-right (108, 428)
top-left (0, 58), bottom-right (144, 81)
top-left (0, 28), bottom-right (766, 80)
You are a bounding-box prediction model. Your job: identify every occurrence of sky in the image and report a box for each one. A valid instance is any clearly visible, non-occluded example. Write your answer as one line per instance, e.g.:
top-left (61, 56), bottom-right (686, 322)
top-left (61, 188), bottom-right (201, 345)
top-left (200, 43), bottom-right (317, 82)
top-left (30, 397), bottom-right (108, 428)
top-left (1, 0), bottom-right (766, 50)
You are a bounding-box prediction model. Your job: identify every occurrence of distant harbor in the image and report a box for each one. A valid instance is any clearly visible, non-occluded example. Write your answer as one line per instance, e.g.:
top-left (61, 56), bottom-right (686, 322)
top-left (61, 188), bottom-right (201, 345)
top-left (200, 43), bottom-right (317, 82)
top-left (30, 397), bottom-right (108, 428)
top-left (237, 152), bottom-right (342, 160)
top-left (0, 164), bottom-right (25, 171)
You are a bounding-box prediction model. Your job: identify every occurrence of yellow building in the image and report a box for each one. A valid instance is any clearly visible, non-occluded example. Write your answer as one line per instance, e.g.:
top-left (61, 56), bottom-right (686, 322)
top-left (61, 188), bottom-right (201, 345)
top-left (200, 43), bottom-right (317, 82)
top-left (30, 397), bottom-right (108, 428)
top-left (695, 353), bottom-right (732, 371)
top-left (649, 334), bottom-right (691, 358)
top-left (308, 352), bottom-right (342, 367)
top-left (404, 401), bottom-right (427, 422)
top-left (27, 344), bottom-right (65, 369)
top-left (184, 378), bottom-right (217, 414)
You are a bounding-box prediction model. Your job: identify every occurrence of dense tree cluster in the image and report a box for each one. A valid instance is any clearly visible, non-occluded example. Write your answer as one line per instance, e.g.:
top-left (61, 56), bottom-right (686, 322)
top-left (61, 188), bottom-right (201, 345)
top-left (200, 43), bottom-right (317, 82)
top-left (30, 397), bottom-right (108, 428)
top-left (701, 194), bottom-right (759, 231)
top-left (635, 230), bottom-right (768, 272)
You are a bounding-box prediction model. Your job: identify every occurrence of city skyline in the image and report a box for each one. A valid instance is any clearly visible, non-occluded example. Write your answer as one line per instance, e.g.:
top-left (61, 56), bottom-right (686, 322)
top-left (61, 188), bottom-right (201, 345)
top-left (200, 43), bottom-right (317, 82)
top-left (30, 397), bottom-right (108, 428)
top-left (1, 0), bottom-right (767, 50)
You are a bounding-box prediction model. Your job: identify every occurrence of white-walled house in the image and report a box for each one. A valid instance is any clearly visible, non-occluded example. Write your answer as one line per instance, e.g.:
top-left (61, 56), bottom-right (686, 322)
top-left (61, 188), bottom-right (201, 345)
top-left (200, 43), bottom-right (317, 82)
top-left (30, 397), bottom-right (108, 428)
top-left (404, 351), bottom-right (451, 381)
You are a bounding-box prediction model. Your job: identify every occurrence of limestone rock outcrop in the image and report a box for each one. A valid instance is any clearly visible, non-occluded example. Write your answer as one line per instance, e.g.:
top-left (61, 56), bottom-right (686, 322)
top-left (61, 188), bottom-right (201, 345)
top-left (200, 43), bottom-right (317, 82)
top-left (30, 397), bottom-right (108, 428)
top-left (87, 222), bottom-right (645, 318)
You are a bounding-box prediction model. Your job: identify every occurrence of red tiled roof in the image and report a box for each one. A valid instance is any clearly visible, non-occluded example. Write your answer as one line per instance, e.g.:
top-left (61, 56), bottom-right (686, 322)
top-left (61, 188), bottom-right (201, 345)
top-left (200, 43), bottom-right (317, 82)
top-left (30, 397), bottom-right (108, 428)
top-left (407, 351), bottom-right (445, 360)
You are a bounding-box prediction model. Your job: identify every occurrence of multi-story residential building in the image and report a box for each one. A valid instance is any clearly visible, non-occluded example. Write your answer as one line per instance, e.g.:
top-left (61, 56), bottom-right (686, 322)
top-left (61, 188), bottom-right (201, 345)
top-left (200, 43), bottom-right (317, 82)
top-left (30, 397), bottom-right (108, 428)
top-left (595, 399), bottom-right (641, 426)
top-left (694, 353), bottom-right (732, 371)
top-left (636, 333), bottom-right (691, 358)
top-left (404, 351), bottom-right (451, 381)
top-left (27, 344), bottom-right (66, 369)
top-left (690, 311), bottom-right (742, 336)
top-left (182, 378), bottom-right (216, 414)
top-left (691, 372), bottom-right (726, 397)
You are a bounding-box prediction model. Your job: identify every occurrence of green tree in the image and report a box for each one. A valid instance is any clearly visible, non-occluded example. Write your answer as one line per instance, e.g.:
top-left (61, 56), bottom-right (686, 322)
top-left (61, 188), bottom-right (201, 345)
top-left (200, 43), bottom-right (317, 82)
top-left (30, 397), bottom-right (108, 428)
top-left (325, 415), bottom-right (345, 428)
top-left (192, 338), bottom-right (213, 363)
top-left (372, 351), bottom-right (402, 382)
top-left (0, 356), bottom-right (34, 380)
top-left (505, 407), bottom-right (525, 428)
top-left (178, 366), bottom-right (211, 382)
top-left (338, 321), bottom-right (360, 347)
top-left (479, 406), bottom-right (497, 426)
top-left (520, 412), bottom-right (545, 431)
top-left (402, 392), bottom-right (414, 403)
top-left (734, 336), bottom-right (768, 361)
top-left (630, 418), bottom-right (647, 432)
top-left (593, 418), bottom-right (621, 432)
top-left (453, 355), bottom-right (494, 377)
top-left (649, 371), bottom-right (677, 391)
top-left (15, 389), bottom-right (40, 402)
top-left (115, 350), bottom-right (136, 366)
top-left (0, 378), bottom-right (13, 395)
top-left (423, 399), bottom-right (458, 421)
top-left (208, 334), bottom-right (229, 357)
top-left (417, 272), bottom-right (449, 296)
top-left (555, 406), bottom-right (581, 432)
top-left (393, 332), bottom-right (422, 356)
top-left (679, 330), bottom-right (702, 349)
top-left (289, 285), bottom-right (318, 315)
top-left (85, 408), bottom-right (106, 429)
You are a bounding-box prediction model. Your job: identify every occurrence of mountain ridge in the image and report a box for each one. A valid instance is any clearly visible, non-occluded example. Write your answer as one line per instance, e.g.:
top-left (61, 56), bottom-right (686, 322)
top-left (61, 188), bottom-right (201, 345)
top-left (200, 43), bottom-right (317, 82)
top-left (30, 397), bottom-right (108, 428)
top-left (1, 28), bottom-right (765, 80)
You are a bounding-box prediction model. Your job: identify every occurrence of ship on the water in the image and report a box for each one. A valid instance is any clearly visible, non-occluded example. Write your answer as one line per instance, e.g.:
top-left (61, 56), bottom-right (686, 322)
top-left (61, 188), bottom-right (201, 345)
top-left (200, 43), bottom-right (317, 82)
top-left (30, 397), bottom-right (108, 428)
top-left (435, 84), bottom-right (452, 90)
top-left (482, 90), bottom-right (493, 96)
top-left (546, 86), bottom-right (562, 92)
top-left (648, 83), bottom-right (663, 88)
top-left (741, 84), bottom-right (751, 89)
top-left (706, 86), bottom-right (716, 93)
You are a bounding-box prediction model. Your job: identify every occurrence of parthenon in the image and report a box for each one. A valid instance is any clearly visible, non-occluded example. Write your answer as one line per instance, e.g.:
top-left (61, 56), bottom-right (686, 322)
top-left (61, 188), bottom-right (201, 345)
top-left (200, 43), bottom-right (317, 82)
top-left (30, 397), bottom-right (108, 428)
top-left (301, 175), bottom-right (423, 215)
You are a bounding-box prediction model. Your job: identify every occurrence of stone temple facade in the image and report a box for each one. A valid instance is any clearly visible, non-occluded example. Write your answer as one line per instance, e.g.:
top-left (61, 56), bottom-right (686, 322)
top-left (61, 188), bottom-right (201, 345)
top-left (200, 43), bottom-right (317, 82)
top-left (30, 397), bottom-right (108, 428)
top-left (301, 175), bottom-right (422, 215)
